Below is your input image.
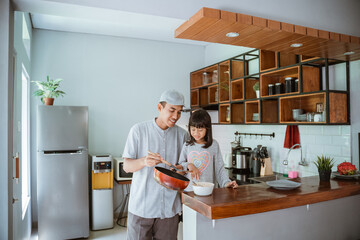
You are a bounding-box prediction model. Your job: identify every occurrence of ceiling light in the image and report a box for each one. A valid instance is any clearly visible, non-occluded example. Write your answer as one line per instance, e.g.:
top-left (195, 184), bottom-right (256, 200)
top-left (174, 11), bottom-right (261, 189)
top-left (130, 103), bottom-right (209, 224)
top-left (290, 43), bottom-right (303, 48)
top-left (226, 32), bottom-right (239, 38)
top-left (344, 51), bottom-right (355, 55)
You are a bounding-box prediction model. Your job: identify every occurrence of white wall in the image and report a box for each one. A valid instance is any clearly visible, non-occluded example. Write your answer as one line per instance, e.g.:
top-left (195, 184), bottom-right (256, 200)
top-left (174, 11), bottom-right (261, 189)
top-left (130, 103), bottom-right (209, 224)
top-left (30, 29), bottom-right (205, 222)
top-left (204, 44), bottom-right (358, 176)
top-left (0, 1), bottom-right (13, 239)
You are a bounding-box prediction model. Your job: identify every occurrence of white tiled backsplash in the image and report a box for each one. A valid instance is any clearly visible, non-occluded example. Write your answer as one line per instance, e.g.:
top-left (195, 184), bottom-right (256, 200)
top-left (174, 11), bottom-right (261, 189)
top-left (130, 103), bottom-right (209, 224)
top-left (178, 111), bottom-right (352, 177)
top-left (212, 124), bottom-right (351, 177)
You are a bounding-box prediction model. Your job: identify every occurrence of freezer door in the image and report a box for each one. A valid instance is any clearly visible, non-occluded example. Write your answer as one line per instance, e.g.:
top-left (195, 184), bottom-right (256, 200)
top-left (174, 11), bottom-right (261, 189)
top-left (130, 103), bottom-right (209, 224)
top-left (37, 105), bottom-right (88, 151)
top-left (37, 150), bottom-right (89, 239)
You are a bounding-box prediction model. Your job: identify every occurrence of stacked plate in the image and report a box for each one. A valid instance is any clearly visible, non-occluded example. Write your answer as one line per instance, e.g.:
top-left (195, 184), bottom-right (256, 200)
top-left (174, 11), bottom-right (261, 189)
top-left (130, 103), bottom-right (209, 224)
top-left (332, 171), bottom-right (360, 179)
top-left (266, 179), bottom-right (301, 190)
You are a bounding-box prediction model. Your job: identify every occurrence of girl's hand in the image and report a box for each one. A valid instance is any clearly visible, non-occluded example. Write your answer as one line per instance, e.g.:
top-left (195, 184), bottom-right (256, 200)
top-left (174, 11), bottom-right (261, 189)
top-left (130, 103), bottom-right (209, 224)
top-left (187, 163), bottom-right (201, 180)
top-left (225, 180), bottom-right (238, 189)
top-left (174, 164), bottom-right (186, 175)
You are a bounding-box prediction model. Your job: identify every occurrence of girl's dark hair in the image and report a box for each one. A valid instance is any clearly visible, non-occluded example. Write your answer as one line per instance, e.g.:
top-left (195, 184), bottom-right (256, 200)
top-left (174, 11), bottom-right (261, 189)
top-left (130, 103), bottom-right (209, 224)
top-left (186, 109), bottom-right (213, 148)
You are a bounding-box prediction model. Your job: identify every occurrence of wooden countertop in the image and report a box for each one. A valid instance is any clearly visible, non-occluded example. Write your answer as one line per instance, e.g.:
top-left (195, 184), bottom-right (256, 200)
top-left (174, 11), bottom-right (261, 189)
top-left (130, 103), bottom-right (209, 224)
top-left (181, 176), bottom-right (360, 220)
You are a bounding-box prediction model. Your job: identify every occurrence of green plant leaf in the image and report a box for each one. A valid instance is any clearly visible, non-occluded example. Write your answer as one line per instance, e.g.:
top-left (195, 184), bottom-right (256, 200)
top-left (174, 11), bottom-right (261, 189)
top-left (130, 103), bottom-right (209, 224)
top-left (31, 76), bottom-right (66, 104)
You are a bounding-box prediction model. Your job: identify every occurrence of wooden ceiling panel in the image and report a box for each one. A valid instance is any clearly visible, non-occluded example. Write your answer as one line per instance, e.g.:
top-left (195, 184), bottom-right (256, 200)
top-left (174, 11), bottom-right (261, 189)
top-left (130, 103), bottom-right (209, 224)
top-left (175, 7), bottom-right (360, 61)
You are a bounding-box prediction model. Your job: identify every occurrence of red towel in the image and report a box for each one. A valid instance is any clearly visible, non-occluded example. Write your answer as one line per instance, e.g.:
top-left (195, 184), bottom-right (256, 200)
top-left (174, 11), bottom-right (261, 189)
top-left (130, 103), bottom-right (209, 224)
top-left (284, 125), bottom-right (300, 149)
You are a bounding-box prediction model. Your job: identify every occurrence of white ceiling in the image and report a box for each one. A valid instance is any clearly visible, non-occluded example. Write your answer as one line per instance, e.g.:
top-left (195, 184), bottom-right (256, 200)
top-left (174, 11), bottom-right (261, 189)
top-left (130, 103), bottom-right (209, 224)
top-left (12, 0), bottom-right (360, 46)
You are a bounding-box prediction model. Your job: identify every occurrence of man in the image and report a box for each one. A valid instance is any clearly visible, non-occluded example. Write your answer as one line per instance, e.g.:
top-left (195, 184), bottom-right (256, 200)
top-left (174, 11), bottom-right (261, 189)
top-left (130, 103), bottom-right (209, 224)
top-left (123, 89), bottom-right (188, 240)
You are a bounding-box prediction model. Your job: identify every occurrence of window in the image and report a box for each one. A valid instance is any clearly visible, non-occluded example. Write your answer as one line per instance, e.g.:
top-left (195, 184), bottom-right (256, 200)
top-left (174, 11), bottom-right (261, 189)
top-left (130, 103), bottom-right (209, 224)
top-left (21, 64), bottom-right (30, 219)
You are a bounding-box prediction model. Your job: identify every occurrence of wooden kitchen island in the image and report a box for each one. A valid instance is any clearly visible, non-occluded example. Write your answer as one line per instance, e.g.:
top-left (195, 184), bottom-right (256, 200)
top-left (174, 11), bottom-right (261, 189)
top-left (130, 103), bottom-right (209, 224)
top-left (182, 176), bottom-right (360, 240)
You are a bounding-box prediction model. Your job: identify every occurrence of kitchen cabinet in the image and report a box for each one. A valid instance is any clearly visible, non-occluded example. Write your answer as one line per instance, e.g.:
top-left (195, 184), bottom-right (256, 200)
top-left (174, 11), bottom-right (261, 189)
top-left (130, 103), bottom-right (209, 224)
top-left (182, 176), bottom-right (360, 240)
top-left (189, 49), bottom-right (349, 125)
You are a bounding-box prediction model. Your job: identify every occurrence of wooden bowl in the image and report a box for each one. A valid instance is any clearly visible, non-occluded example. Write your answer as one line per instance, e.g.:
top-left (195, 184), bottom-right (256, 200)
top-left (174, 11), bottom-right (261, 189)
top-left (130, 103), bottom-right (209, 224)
top-left (153, 166), bottom-right (190, 191)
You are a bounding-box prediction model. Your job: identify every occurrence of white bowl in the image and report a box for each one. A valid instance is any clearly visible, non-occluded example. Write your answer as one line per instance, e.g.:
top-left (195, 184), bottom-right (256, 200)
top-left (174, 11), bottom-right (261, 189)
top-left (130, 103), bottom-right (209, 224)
top-left (192, 182), bottom-right (215, 196)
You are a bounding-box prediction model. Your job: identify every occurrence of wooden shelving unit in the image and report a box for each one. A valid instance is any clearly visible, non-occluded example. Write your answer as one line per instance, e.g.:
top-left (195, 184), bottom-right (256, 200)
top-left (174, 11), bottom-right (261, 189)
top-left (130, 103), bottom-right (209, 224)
top-left (245, 78), bottom-right (259, 99)
top-left (261, 99), bottom-right (278, 123)
top-left (231, 79), bottom-right (244, 101)
top-left (231, 59), bottom-right (247, 79)
top-left (208, 85), bottom-right (219, 104)
top-left (231, 103), bottom-right (244, 124)
top-left (245, 100), bottom-right (260, 124)
top-left (219, 104), bottom-right (231, 124)
top-left (260, 50), bottom-right (276, 72)
top-left (191, 89), bottom-right (199, 107)
top-left (189, 48), bottom-right (349, 125)
top-left (219, 61), bottom-right (230, 103)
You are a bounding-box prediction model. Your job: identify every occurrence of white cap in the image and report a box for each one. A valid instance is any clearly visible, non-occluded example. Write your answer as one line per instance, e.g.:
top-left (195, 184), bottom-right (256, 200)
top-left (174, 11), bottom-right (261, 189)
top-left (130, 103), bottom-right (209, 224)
top-left (159, 89), bottom-right (185, 106)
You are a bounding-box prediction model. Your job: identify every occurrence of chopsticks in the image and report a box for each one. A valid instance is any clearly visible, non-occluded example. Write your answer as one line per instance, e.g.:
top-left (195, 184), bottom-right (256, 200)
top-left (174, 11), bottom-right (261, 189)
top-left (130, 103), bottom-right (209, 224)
top-left (147, 150), bottom-right (192, 173)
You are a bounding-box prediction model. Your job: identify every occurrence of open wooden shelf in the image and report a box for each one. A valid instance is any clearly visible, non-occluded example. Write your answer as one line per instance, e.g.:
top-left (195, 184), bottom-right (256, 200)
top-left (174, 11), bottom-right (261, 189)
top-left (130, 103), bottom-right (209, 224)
top-left (231, 79), bottom-right (244, 101)
top-left (245, 78), bottom-right (259, 99)
top-left (231, 59), bottom-right (247, 79)
top-left (245, 100), bottom-right (260, 124)
top-left (279, 93), bottom-right (326, 124)
top-left (329, 92), bottom-right (348, 123)
top-left (261, 99), bottom-right (278, 123)
top-left (208, 85), bottom-right (219, 104)
top-left (231, 103), bottom-right (244, 124)
top-left (191, 89), bottom-right (199, 106)
top-left (199, 88), bottom-right (208, 106)
top-left (219, 104), bottom-right (231, 124)
top-left (279, 52), bottom-right (298, 68)
top-left (260, 65), bottom-right (320, 97)
top-left (219, 61), bottom-right (230, 103)
top-left (260, 50), bottom-right (277, 72)
top-left (190, 65), bottom-right (218, 89)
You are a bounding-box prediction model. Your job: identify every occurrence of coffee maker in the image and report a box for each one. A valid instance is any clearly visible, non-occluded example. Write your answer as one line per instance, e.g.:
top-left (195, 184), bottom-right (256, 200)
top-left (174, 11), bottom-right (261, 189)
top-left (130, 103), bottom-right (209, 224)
top-left (231, 136), bottom-right (252, 174)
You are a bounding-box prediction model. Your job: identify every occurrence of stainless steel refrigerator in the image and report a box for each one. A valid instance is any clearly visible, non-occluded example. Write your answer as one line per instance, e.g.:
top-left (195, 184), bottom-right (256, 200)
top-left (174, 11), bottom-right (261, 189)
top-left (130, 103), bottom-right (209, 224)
top-left (37, 106), bottom-right (89, 239)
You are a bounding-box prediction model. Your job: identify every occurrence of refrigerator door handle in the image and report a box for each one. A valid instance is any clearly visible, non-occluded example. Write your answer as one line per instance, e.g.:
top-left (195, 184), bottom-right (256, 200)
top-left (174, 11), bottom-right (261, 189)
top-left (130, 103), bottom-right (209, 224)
top-left (41, 150), bottom-right (86, 155)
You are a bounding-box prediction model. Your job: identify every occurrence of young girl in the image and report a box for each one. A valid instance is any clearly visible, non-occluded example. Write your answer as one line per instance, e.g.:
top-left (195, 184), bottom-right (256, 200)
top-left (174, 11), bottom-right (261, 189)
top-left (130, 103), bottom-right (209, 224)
top-left (179, 109), bottom-right (237, 191)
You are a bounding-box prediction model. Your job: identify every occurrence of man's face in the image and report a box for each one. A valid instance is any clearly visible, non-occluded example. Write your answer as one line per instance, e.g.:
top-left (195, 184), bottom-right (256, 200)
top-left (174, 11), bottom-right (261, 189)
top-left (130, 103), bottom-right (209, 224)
top-left (157, 103), bottom-right (183, 129)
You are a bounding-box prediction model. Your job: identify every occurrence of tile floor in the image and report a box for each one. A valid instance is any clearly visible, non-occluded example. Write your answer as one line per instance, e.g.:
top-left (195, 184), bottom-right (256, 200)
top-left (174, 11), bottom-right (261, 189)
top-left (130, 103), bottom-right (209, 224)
top-left (31, 221), bottom-right (183, 239)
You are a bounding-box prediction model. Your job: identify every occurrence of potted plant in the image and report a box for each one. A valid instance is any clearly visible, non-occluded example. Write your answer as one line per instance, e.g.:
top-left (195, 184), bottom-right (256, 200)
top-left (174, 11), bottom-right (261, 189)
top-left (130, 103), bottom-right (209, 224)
top-left (314, 155), bottom-right (335, 181)
top-left (253, 81), bottom-right (260, 98)
top-left (32, 75), bottom-right (66, 105)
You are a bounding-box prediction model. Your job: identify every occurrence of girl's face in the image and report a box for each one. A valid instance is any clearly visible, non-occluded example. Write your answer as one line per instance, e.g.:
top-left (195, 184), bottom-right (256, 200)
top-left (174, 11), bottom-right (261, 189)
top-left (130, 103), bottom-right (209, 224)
top-left (190, 126), bottom-right (207, 144)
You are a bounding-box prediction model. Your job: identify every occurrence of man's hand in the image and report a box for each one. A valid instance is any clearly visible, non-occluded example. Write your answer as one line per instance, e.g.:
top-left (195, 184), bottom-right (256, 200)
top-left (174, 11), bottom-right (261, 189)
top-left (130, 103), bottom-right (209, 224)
top-left (144, 152), bottom-right (162, 167)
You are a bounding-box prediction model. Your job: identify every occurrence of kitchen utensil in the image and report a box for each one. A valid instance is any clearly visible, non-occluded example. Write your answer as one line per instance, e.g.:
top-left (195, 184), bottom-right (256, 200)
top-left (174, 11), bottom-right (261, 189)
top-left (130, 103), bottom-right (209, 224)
top-left (192, 182), bottom-right (215, 196)
top-left (148, 150), bottom-right (188, 172)
top-left (232, 147), bottom-right (252, 170)
top-left (292, 109), bottom-right (304, 121)
top-left (153, 166), bottom-right (190, 191)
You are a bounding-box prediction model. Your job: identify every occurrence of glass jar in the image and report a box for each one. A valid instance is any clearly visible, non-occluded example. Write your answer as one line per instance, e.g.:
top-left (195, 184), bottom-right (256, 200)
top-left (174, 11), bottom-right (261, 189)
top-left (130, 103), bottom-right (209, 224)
top-left (214, 88), bottom-right (218, 102)
top-left (285, 77), bottom-right (294, 93)
top-left (212, 70), bottom-right (218, 83)
top-left (202, 72), bottom-right (209, 85)
top-left (226, 106), bottom-right (230, 122)
top-left (268, 84), bottom-right (274, 95)
top-left (294, 79), bottom-right (299, 92)
top-left (275, 83), bottom-right (283, 95)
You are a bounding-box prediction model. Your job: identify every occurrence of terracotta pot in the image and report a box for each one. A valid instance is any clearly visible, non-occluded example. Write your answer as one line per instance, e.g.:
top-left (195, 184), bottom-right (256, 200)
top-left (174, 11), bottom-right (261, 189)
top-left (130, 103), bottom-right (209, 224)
top-left (318, 169), bottom-right (331, 182)
top-left (44, 98), bottom-right (54, 105)
top-left (153, 166), bottom-right (190, 191)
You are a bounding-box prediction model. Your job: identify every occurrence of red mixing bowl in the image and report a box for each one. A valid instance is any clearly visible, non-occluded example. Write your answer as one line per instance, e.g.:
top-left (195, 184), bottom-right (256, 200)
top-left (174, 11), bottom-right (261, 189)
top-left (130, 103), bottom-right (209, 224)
top-left (153, 166), bottom-right (190, 191)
